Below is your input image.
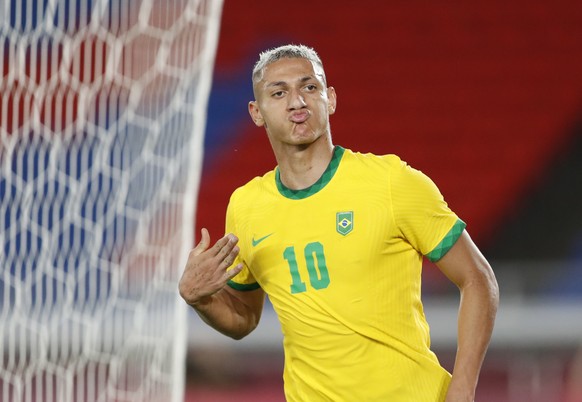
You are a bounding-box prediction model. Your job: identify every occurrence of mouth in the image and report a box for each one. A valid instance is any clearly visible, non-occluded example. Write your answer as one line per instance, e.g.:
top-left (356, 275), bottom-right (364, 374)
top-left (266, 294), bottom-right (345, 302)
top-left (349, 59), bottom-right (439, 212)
top-left (289, 110), bottom-right (310, 124)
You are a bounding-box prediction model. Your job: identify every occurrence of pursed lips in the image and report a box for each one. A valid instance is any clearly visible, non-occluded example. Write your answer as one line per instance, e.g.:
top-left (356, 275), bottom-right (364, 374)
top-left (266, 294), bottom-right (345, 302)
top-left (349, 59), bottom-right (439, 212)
top-left (289, 110), bottom-right (310, 124)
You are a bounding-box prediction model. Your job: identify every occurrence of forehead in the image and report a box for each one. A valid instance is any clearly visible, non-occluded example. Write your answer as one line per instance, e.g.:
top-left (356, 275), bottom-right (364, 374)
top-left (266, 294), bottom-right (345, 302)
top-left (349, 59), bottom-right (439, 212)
top-left (261, 57), bottom-right (324, 85)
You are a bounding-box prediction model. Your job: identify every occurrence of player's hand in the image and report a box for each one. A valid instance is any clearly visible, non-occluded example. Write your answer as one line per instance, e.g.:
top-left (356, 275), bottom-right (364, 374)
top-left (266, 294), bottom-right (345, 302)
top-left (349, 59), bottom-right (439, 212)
top-left (178, 228), bottom-right (243, 306)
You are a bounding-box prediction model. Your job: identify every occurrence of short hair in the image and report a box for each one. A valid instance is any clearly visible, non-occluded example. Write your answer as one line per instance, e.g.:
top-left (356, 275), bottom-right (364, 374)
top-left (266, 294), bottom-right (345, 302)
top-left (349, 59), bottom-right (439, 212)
top-left (252, 44), bottom-right (327, 87)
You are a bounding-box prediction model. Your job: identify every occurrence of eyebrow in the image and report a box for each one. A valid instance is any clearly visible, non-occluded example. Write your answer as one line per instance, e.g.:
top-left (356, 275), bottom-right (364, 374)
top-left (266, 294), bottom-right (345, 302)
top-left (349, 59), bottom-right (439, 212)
top-left (265, 75), bottom-right (316, 89)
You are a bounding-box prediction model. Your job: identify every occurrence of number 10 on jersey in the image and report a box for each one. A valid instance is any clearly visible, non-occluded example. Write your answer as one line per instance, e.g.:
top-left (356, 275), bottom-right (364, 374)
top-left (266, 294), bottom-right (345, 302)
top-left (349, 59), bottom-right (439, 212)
top-left (283, 242), bottom-right (330, 294)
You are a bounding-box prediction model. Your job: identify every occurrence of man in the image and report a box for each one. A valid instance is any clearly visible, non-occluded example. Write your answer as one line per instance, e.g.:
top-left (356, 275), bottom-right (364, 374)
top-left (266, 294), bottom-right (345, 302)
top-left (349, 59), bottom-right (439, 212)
top-left (179, 44), bottom-right (499, 401)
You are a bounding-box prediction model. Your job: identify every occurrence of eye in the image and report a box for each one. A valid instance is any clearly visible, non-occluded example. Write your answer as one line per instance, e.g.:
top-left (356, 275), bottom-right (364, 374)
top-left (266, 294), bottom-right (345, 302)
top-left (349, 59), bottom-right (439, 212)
top-left (304, 84), bottom-right (317, 91)
top-left (272, 90), bottom-right (285, 98)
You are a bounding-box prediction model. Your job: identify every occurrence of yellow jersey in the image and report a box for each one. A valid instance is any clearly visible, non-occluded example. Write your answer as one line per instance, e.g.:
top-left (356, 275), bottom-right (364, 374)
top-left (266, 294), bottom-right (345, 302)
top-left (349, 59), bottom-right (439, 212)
top-left (227, 146), bottom-right (465, 401)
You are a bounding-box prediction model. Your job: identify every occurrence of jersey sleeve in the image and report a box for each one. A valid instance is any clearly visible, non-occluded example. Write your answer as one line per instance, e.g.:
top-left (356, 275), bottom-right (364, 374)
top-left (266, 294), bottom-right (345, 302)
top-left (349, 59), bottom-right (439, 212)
top-left (224, 190), bottom-right (261, 291)
top-left (389, 158), bottom-right (466, 262)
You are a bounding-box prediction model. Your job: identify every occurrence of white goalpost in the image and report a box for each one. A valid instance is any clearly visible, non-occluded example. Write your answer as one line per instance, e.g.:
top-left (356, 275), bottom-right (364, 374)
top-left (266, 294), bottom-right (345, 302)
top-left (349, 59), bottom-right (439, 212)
top-left (0, 0), bottom-right (223, 401)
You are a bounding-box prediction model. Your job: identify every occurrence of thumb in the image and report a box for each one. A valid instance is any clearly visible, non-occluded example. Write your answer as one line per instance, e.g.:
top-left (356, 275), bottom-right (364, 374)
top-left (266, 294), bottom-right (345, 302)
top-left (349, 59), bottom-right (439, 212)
top-left (192, 228), bottom-right (211, 256)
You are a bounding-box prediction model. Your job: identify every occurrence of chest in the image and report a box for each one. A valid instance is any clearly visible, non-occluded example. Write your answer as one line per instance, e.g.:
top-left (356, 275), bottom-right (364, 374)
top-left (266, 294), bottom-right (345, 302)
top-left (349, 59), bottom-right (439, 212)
top-left (239, 189), bottom-right (396, 298)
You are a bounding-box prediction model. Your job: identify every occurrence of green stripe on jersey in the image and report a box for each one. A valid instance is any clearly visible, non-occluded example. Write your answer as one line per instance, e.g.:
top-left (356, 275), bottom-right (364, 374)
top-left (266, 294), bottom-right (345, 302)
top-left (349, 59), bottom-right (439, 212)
top-left (276, 146), bottom-right (345, 199)
top-left (426, 219), bottom-right (466, 262)
top-left (227, 280), bottom-right (261, 291)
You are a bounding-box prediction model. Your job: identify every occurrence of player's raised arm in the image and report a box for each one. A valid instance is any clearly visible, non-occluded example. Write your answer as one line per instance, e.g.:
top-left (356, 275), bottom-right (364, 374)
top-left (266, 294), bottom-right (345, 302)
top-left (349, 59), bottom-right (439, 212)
top-left (179, 228), bottom-right (265, 340)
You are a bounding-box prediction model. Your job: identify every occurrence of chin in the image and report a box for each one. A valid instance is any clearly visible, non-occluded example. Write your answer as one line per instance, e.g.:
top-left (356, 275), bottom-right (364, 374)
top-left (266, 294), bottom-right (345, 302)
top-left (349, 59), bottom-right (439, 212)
top-left (291, 136), bottom-right (318, 148)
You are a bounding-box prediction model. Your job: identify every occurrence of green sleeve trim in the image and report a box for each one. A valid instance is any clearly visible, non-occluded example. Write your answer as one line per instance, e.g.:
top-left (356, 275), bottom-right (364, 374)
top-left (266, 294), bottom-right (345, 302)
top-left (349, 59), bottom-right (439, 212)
top-left (426, 219), bottom-right (466, 262)
top-left (227, 280), bottom-right (261, 291)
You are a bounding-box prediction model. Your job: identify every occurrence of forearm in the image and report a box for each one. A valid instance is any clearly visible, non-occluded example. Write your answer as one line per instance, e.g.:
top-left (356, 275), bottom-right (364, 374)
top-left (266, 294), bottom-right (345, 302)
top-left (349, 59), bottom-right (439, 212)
top-left (448, 270), bottom-right (499, 400)
top-left (179, 230), bottom-right (265, 340)
top-left (189, 287), bottom-right (262, 340)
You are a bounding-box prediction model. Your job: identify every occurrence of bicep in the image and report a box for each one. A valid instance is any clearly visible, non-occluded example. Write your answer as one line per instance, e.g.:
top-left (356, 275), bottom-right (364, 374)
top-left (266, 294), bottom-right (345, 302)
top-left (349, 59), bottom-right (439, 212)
top-left (224, 286), bottom-right (266, 323)
top-left (435, 230), bottom-right (496, 290)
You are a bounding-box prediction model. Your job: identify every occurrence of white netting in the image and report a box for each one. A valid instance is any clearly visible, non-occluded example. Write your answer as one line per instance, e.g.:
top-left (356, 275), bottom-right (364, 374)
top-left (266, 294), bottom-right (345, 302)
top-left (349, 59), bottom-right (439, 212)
top-left (0, 0), bottom-right (223, 401)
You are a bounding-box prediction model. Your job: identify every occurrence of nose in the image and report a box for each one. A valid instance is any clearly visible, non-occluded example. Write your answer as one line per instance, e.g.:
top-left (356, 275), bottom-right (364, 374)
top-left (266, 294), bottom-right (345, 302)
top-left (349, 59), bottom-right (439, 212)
top-left (287, 89), bottom-right (306, 110)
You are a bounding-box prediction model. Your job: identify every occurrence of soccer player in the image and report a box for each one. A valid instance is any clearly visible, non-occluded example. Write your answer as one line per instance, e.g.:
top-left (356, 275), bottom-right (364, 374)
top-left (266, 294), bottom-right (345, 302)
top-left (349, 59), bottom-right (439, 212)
top-left (179, 44), bottom-right (499, 402)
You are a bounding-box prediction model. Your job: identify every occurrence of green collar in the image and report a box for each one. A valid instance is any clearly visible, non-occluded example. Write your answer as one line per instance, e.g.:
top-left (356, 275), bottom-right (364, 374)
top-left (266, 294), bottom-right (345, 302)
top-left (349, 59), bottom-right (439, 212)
top-left (276, 146), bottom-right (345, 199)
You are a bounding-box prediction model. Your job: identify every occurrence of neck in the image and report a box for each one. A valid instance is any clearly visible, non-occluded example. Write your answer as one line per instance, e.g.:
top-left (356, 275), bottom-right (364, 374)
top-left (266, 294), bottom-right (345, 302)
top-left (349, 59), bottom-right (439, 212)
top-left (274, 136), bottom-right (334, 190)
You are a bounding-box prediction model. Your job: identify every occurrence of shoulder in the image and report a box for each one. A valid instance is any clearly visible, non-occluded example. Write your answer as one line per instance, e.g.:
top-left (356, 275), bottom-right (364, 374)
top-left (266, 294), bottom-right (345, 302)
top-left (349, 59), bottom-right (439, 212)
top-left (229, 169), bottom-right (277, 207)
top-left (341, 147), bottom-right (407, 174)
top-left (340, 148), bottom-right (439, 195)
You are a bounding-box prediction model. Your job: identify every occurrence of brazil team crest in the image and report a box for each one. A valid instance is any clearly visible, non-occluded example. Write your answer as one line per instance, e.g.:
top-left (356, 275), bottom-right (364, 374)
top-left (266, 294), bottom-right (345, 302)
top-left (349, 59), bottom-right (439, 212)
top-left (336, 211), bottom-right (353, 236)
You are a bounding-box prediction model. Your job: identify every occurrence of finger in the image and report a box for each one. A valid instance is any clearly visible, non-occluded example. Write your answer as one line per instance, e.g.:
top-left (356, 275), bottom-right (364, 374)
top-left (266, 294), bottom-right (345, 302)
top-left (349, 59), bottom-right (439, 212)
top-left (192, 228), bottom-right (211, 256)
top-left (224, 263), bottom-right (244, 281)
top-left (212, 233), bottom-right (238, 258)
top-left (220, 245), bottom-right (240, 268)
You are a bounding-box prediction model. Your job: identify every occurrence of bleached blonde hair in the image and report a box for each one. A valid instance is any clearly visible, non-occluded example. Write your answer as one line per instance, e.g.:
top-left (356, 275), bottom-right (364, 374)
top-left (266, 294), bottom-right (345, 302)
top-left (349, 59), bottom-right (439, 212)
top-left (251, 44), bottom-right (327, 87)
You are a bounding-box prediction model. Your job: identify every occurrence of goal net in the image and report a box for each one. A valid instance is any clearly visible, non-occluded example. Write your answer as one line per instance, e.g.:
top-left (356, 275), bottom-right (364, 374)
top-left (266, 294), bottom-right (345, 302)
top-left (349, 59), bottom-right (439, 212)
top-left (0, 0), bottom-right (223, 401)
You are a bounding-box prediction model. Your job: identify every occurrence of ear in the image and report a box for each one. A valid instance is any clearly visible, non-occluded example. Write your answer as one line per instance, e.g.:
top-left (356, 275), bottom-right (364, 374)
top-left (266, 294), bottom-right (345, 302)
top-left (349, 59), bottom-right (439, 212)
top-left (327, 87), bottom-right (337, 115)
top-left (248, 101), bottom-right (265, 127)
